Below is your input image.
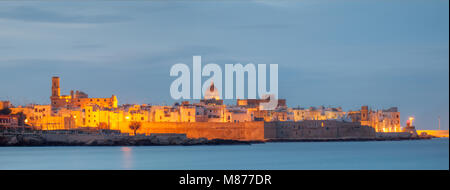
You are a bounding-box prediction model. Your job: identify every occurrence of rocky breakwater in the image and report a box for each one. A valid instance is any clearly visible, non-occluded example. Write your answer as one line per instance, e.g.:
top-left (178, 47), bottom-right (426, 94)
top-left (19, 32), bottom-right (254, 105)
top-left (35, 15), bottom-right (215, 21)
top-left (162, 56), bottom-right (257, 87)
top-left (375, 132), bottom-right (431, 140)
top-left (0, 133), bottom-right (260, 146)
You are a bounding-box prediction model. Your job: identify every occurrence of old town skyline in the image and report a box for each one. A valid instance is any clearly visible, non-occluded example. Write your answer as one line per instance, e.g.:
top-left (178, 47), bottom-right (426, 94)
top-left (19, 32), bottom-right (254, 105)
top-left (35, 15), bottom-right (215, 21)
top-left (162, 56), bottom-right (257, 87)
top-left (0, 1), bottom-right (448, 130)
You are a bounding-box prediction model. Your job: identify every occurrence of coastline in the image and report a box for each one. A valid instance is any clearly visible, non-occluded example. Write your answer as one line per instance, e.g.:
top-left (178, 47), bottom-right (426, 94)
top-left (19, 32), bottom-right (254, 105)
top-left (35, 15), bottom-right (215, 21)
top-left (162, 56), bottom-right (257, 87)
top-left (0, 132), bottom-right (434, 147)
top-left (0, 134), bottom-right (259, 146)
top-left (266, 136), bottom-right (433, 143)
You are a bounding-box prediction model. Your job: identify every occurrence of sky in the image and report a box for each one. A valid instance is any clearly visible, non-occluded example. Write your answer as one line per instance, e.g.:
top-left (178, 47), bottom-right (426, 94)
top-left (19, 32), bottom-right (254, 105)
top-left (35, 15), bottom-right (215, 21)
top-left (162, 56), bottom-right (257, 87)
top-left (0, 0), bottom-right (448, 130)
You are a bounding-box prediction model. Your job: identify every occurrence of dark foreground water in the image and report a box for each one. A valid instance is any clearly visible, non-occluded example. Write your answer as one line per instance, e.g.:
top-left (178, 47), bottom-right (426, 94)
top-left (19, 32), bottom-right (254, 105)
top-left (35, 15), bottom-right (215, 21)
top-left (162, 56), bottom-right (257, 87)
top-left (0, 138), bottom-right (448, 170)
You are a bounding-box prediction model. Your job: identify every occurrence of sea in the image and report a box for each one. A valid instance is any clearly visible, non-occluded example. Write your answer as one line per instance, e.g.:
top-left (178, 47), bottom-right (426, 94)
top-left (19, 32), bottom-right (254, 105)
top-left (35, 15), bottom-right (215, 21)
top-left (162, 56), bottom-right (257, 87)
top-left (0, 138), bottom-right (448, 170)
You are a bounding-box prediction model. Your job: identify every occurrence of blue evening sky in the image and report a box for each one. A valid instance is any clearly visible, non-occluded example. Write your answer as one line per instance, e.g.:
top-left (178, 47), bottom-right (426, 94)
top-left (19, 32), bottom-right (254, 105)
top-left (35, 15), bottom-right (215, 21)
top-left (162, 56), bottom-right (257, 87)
top-left (0, 0), bottom-right (448, 130)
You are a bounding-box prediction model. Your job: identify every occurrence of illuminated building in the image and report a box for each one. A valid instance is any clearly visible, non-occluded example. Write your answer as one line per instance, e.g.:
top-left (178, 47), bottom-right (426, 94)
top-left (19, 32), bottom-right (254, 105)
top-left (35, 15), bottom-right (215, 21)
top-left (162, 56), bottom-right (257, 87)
top-left (50, 76), bottom-right (118, 110)
top-left (5, 77), bottom-right (405, 134)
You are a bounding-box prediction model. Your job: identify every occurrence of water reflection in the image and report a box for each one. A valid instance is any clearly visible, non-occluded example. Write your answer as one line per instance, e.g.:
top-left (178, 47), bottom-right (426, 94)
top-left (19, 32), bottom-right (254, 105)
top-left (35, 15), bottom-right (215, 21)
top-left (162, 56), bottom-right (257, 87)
top-left (0, 139), bottom-right (447, 169)
top-left (121, 147), bottom-right (133, 169)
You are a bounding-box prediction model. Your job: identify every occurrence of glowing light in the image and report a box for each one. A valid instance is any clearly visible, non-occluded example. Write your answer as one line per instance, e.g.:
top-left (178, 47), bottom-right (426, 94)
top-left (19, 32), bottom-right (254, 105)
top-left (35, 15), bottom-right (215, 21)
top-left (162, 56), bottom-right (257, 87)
top-left (408, 117), bottom-right (415, 125)
top-left (121, 147), bottom-right (132, 152)
top-left (73, 115), bottom-right (76, 119)
top-left (24, 119), bottom-right (28, 123)
top-left (125, 116), bottom-right (130, 120)
top-left (121, 147), bottom-right (133, 169)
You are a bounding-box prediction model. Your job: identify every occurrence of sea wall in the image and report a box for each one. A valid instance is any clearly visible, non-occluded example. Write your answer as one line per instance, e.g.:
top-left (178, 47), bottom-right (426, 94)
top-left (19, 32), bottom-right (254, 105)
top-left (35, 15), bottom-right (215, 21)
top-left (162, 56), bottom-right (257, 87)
top-left (264, 120), bottom-right (376, 140)
top-left (128, 122), bottom-right (266, 141)
top-left (376, 132), bottom-right (416, 140)
top-left (0, 133), bottom-right (255, 146)
top-left (122, 120), bottom-right (376, 141)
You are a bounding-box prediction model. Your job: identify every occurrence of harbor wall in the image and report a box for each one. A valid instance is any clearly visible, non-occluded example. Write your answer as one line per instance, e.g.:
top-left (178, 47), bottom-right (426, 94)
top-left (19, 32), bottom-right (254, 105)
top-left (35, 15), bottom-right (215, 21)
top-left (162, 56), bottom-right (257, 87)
top-left (130, 122), bottom-right (266, 141)
top-left (123, 120), bottom-right (376, 141)
top-left (264, 120), bottom-right (376, 140)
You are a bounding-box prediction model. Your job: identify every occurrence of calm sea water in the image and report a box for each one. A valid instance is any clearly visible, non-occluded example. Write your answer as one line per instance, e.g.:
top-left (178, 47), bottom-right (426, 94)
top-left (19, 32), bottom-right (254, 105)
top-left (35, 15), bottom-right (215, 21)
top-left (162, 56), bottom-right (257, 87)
top-left (0, 138), bottom-right (448, 170)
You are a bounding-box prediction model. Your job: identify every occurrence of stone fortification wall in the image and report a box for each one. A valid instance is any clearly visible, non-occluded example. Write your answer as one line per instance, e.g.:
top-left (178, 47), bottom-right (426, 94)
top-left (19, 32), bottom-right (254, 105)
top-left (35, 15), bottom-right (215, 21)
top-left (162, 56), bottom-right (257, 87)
top-left (264, 120), bottom-right (376, 140)
top-left (376, 132), bottom-right (416, 139)
top-left (128, 122), bottom-right (266, 141)
top-left (123, 120), bottom-right (375, 141)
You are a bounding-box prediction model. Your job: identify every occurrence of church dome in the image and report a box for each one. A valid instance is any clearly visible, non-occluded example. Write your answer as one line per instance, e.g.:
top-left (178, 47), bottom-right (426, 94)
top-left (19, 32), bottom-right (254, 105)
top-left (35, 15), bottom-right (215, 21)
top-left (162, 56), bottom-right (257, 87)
top-left (204, 81), bottom-right (220, 100)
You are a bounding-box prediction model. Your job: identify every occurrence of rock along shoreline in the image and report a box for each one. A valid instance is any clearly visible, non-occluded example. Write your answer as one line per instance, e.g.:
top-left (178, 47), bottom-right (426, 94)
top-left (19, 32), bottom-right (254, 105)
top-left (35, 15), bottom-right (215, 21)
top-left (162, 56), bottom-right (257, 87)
top-left (0, 133), bottom-right (264, 146)
top-left (0, 131), bottom-right (433, 147)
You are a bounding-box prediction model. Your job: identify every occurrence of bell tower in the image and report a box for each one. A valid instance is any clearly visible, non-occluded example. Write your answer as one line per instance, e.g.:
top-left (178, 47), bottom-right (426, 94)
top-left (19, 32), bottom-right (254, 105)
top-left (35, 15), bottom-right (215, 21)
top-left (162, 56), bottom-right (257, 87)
top-left (52, 76), bottom-right (60, 97)
top-left (361, 105), bottom-right (369, 121)
top-left (50, 76), bottom-right (61, 108)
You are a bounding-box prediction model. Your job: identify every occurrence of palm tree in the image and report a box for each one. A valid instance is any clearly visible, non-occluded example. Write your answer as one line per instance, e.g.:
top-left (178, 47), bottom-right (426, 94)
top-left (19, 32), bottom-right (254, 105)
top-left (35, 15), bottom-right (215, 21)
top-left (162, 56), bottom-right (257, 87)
top-left (128, 121), bottom-right (142, 136)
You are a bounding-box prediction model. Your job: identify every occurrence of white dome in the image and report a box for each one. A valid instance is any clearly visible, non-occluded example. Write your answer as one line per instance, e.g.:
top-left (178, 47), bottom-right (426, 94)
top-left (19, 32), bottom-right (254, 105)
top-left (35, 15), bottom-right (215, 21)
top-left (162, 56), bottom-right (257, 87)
top-left (204, 81), bottom-right (220, 100)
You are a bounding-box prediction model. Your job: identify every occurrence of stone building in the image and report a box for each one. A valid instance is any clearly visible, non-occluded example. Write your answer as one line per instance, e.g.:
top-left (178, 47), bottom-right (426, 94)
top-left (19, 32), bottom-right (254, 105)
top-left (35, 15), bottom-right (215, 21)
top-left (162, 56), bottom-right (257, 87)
top-left (0, 115), bottom-right (18, 128)
top-left (365, 107), bottom-right (401, 132)
top-left (237, 99), bottom-right (286, 109)
top-left (289, 106), bottom-right (345, 121)
top-left (3, 76), bottom-right (404, 135)
top-left (348, 106), bottom-right (401, 132)
top-left (0, 100), bottom-right (11, 110)
top-left (50, 76), bottom-right (117, 110)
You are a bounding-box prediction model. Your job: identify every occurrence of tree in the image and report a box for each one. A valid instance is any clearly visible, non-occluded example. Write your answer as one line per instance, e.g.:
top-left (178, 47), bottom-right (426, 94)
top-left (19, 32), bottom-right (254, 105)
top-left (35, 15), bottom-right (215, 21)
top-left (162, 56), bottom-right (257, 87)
top-left (0, 108), bottom-right (12, 115)
top-left (128, 121), bottom-right (142, 136)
